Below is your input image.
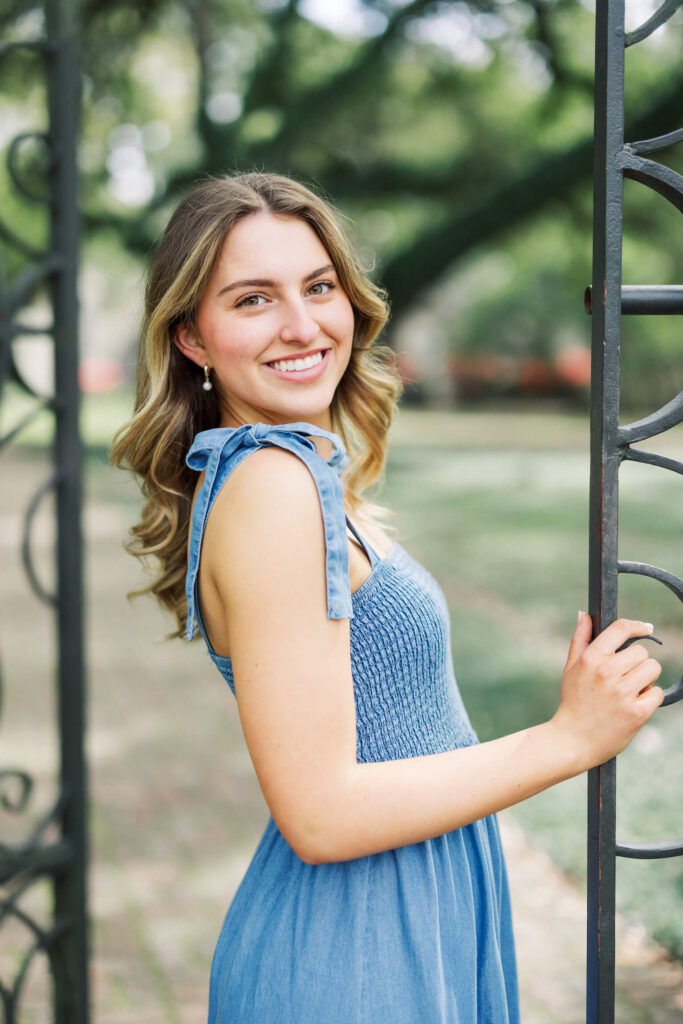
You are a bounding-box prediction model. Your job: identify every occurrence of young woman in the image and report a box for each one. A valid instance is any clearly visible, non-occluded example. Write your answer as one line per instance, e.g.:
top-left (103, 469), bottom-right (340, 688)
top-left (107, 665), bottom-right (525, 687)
top-left (112, 171), bottom-right (663, 1024)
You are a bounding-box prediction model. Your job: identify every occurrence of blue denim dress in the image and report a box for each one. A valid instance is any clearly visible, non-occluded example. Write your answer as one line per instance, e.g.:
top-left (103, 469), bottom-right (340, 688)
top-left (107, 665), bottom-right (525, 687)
top-left (185, 421), bottom-right (519, 1024)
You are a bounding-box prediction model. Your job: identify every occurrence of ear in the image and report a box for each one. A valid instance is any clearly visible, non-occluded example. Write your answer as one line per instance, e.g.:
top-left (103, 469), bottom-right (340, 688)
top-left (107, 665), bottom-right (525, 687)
top-left (174, 322), bottom-right (209, 369)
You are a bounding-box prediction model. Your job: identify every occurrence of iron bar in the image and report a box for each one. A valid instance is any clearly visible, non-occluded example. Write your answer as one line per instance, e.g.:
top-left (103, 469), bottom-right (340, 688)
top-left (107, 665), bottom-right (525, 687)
top-left (587, 0), bottom-right (681, 1016)
top-left (0, 213), bottom-right (46, 260)
top-left (617, 391), bottom-right (683, 443)
top-left (7, 132), bottom-right (53, 202)
top-left (621, 448), bottom-right (683, 476)
top-left (0, 402), bottom-right (52, 451)
top-left (617, 561), bottom-right (683, 603)
top-left (45, 0), bottom-right (89, 1020)
top-left (628, 126), bottom-right (683, 155)
top-left (624, 0), bottom-right (683, 46)
top-left (0, 2), bottom-right (89, 1020)
top-left (619, 151), bottom-right (683, 212)
top-left (584, 285), bottom-right (683, 315)
top-left (660, 677), bottom-right (683, 707)
top-left (0, 41), bottom-right (50, 58)
top-left (587, 0), bottom-right (625, 1016)
top-left (0, 771), bottom-right (32, 813)
top-left (2, 257), bottom-right (62, 322)
top-left (0, 842), bottom-right (73, 887)
top-left (616, 838), bottom-right (683, 859)
top-left (20, 474), bottom-right (60, 606)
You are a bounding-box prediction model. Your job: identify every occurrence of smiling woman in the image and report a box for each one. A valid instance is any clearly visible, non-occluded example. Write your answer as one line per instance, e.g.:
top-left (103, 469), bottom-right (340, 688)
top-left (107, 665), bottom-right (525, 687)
top-left (110, 171), bottom-right (663, 1024)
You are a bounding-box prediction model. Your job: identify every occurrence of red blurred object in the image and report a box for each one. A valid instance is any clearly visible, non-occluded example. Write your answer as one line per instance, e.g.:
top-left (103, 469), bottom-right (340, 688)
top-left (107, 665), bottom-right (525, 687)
top-left (519, 358), bottom-right (557, 391)
top-left (78, 357), bottom-right (124, 393)
top-left (447, 347), bottom-right (591, 399)
top-left (554, 344), bottom-right (591, 386)
top-left (450, 353), bottom-right (518, 398)
top-left (395, 351), bottom-right (418, 384)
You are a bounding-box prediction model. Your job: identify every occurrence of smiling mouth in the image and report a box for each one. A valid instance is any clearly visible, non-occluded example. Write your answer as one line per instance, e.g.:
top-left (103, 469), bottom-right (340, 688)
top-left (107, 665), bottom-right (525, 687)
top-left (266, 350), bottom-right (327, 373)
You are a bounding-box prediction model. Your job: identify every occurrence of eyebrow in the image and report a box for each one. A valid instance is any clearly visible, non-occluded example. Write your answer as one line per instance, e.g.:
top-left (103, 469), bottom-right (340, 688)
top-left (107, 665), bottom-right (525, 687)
top-left (216, 264), bottom-right (337, 298)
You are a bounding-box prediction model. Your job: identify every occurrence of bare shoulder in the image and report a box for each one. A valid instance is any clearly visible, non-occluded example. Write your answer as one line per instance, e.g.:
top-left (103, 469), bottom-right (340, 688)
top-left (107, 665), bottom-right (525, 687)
top-left (202, 446), bottom-right (326, 603)
top-left (210, 445), bottom-right (321, 530)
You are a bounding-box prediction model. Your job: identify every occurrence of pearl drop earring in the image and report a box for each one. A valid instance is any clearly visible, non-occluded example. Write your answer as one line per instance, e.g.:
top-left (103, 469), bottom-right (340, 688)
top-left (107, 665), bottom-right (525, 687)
top-left (202, 365), bottom-right (213, 392)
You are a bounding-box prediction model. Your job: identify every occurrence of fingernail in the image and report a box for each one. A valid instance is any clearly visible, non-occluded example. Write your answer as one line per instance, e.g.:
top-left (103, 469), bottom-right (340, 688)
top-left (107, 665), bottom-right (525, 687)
top-left (644, 622), bottom-right (654, 632)
top-left (578, 611), bottom-right (584, 624)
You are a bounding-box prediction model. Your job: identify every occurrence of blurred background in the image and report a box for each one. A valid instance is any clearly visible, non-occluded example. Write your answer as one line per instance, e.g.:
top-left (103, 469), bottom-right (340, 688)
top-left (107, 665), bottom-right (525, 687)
top-left (1, 0), bottom-right (681, 1020)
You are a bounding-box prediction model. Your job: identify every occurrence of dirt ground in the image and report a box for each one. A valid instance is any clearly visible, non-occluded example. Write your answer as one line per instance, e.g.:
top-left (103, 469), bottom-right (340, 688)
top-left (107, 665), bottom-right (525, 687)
top-left (1, 441), bottom-right (682, 1022)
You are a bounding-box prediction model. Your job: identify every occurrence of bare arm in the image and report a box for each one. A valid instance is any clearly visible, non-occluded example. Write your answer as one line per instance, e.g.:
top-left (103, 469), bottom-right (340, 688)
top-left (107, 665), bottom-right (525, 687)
top-left (202, 448), bottom-right (664, 865)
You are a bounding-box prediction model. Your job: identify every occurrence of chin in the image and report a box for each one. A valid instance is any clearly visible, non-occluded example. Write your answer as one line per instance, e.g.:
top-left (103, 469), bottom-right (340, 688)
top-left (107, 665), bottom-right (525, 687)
top-left (277, 407), bottom-right (333, 427)
top-left (268, 393), bottom-right (338, 423)
top-left (226, 377), bottom-right (342, 427)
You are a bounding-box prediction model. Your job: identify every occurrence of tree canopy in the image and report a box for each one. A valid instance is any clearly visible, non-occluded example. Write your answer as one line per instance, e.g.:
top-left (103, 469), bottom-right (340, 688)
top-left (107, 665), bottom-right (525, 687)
top-left (1, 0), bottom-right (681, 402)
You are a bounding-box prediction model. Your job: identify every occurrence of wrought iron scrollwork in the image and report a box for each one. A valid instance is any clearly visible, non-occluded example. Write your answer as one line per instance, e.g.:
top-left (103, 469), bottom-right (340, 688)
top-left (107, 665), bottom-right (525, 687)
top-left (0, 771), bottom-right (33, 815)
top-left (623, 0), bottom-right (682, 46)
top-left (0, 878), bottom-right (66, 1022)
top-left (0, 2), bottom-right (88, 1022)
top-left (586, 0), bottom-right (682, 1019)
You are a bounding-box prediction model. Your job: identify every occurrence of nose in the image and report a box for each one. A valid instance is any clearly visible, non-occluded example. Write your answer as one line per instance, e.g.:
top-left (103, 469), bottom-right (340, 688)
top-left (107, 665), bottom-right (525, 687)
top-left (279, 297), bottom-right (320, 346)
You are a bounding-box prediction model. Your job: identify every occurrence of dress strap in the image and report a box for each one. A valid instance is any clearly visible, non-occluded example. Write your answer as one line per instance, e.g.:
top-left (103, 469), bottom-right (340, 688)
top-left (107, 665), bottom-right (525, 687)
top-left (184, 421), bottom-right (354, 641)
top-left (345, 515), bottom-right (380, 569)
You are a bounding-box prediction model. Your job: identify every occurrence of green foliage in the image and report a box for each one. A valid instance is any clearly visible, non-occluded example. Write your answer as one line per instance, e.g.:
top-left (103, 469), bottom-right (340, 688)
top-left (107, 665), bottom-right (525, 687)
top-left (1, 0), bottom-right (681, 404)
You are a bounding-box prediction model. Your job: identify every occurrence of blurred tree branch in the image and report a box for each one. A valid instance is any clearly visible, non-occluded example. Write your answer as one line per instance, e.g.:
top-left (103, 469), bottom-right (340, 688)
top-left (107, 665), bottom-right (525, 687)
top-left (381, 69), bottom-right (683, 313)
top-left (4, 0), bottom-right (681, 341)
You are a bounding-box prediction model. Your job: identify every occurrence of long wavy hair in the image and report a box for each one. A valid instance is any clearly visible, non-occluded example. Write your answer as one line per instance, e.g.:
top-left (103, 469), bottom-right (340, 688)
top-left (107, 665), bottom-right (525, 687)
top-left (111, 171), bottom-right (404, 636)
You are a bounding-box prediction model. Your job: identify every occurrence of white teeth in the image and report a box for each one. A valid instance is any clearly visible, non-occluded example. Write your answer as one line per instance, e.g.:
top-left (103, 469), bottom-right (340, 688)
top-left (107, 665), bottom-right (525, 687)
top-left (270, 351), bottom-right (324, 372)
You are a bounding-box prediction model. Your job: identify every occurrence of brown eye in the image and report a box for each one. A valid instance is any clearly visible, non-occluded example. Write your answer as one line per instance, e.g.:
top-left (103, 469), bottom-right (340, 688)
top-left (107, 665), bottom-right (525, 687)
top-left (308, 281), bottom-right (335, 296)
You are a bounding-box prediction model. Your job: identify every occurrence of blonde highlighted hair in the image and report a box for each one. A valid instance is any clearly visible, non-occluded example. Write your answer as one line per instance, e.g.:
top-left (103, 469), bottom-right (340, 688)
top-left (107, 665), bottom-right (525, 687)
top-left (111, 171), bottom-right (403, 636)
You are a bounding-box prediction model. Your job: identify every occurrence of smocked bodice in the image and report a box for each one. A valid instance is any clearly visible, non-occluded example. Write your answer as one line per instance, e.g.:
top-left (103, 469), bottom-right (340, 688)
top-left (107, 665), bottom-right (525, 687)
top-left (185, 421), bottom-right (477, 763)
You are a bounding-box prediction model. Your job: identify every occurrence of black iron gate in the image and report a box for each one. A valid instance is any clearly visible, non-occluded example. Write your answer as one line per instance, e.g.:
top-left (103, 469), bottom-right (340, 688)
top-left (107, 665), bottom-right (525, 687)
top-left (0, 1), bottom-right (89, 1021)
top-left (586, 0), bottom-right (683, 1020)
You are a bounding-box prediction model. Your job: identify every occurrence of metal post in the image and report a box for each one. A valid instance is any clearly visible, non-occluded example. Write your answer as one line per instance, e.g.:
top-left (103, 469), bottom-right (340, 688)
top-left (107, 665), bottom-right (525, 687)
top-left (586, 0), bottom-right (624, 1017)
top-left (46, 0), bottom-right (89, 1019)
top-left (586, 0), bottom-right (682, 1019)
top-left (0, 1), bottom-right (89, 1020)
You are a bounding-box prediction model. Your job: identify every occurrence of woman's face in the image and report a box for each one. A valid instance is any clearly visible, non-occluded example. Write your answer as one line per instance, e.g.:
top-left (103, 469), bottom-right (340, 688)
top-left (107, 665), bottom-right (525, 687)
top-left (175, 211), bottom-right (355, 431)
